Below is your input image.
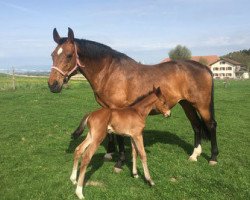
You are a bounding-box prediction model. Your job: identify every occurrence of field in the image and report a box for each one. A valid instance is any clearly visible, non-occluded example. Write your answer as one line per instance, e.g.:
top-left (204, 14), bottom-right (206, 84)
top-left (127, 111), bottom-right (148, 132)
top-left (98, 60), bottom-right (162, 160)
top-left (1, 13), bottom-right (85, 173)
top-left (0, 74), bottom-right (249, 199)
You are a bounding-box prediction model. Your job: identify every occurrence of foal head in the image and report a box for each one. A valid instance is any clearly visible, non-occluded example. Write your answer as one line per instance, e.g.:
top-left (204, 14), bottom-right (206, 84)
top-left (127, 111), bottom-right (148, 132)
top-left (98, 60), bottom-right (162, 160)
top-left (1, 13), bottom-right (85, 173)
top-left (48, 28), bottom-right (79, 93)
top-left (153, 87), bottom-right (171, 117)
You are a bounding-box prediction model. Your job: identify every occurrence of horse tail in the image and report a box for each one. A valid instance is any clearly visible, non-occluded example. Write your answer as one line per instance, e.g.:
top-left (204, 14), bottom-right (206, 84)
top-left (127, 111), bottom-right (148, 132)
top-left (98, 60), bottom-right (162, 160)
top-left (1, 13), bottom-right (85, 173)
top-left (71, 113), bottom-right (89, 139)
top-left (210, 78), bottom-right (215, 120)
top-left (200, 119), bottom-right (211, 140)
top-left (200, 77), bottom-right (214, 141)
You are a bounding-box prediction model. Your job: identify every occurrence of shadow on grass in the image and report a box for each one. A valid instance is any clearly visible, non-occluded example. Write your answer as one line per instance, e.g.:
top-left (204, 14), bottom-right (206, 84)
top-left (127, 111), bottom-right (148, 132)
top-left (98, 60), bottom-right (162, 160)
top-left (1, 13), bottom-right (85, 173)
top-left (143, 129), bottom-right (210, 161)
top-left (66, 130), bottom-right (195, 155)
top-left (143, 130), bottom-right (193, 153)
top-left (65, 129), bottom-right (210, 181)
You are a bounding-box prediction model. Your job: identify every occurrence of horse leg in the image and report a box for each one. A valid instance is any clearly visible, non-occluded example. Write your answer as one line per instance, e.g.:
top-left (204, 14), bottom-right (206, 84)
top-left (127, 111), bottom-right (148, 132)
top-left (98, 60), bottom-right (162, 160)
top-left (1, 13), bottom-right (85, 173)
top-left (70, 132), bottom-right (91, 185)
top-left (131, 139), bottom-right (138, 178)
top-left (179, 100), bottom-right (202, 162)
top-left (114, 135), bottom-right (125, 173)
top-left (198, 107), bottom-right (218, 165)
top-left (104, 134), bottom-right (116, 160)
top-left (132, 135), bottom-right (154, 186)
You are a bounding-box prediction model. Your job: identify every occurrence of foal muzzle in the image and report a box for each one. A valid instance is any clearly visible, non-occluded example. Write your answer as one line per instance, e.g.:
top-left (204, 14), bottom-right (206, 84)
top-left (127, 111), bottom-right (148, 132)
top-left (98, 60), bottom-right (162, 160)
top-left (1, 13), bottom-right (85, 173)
top-left (164, 110), bottom-right (171, 118)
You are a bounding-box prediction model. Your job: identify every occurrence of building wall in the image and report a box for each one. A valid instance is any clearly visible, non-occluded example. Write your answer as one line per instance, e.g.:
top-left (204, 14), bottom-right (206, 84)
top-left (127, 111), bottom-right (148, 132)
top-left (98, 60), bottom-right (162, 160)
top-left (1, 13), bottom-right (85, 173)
top-left (210, 60), bottom-right (239, 79)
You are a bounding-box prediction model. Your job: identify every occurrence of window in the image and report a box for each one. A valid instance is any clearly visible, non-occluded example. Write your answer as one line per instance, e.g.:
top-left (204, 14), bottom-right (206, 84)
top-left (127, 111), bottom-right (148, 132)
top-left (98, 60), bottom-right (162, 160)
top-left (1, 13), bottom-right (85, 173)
top-left (213, 73), bottom-right (218, 76)
top-left (220, 67), bottom-right (225, 71)
top-left (213, 67), bottom-right (219, 71)
top-left (226, 67), bottom-right (232, 70)
top-left (226, 73), bottom-right (232, 77)
top-left (220, 61), bottom-right (226, 64)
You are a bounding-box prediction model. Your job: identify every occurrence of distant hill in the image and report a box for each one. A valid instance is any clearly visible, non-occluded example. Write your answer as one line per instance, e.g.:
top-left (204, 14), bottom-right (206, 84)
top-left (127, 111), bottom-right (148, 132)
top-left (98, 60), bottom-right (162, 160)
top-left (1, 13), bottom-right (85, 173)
top-left (223, 49), bottom-right (250, 70)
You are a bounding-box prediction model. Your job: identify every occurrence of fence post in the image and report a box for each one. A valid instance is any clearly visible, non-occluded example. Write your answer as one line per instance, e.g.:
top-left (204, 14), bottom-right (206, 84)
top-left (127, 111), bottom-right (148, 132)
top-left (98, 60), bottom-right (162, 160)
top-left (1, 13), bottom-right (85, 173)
top-left (12, 67), bottom-right (16, 90)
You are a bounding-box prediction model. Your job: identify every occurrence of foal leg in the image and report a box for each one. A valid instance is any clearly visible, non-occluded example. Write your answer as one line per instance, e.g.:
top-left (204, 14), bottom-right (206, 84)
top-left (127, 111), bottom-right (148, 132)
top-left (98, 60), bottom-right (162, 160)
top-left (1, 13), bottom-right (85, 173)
top-left (180, 100), bottom-right (202, 162)
top-left (132, 135), bottom-right (154, 186)
top-left (75, 141), bottom-right (100, 199)
top-left (70, 132), bottom-right (91, 185)
top-left (131, 139), bottom-right (138, 178)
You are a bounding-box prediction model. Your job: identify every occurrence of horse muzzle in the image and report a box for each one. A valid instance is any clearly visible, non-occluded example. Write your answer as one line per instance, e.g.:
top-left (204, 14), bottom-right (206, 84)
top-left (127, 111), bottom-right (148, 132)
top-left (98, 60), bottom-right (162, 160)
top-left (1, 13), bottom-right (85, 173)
top-left (48, 80), bottom-right (62, 93)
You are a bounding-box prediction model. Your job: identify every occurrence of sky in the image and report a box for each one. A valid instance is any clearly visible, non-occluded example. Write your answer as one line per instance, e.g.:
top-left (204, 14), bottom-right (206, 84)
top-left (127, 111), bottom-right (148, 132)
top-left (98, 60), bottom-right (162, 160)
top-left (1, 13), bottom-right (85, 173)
top-left (0, 0), bottom-right (250, 71)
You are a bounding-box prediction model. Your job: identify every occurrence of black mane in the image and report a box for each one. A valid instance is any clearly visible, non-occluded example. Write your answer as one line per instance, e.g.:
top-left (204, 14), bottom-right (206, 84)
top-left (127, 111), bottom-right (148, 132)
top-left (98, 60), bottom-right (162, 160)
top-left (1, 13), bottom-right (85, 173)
top-left (75, 39), bottom-right (129, 60)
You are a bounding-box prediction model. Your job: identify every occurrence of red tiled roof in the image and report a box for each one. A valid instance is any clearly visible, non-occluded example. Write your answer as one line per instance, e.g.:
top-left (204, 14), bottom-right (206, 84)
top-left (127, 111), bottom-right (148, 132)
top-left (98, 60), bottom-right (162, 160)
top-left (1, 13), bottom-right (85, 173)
top-left (191, 55), bottom-right (220, 65)
top-left (161, 55), bottom-right (220, 66)
top-left (161, 58), bottom-right (172, 63)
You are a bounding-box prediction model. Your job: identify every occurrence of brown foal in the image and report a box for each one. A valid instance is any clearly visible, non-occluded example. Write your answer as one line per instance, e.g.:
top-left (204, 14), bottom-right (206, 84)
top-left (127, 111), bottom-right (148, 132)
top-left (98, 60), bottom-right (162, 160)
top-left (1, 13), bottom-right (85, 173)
top-left (70, 87), bottom-right (170, 199)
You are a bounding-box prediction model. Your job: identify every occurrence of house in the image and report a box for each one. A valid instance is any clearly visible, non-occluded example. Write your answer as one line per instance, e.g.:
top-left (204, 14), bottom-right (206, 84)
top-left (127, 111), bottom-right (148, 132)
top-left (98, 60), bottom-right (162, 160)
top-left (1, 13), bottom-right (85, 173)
top-left (210, 57), bottom-right (242, 79)
top-left (162, 55), bottom-right (249, 79)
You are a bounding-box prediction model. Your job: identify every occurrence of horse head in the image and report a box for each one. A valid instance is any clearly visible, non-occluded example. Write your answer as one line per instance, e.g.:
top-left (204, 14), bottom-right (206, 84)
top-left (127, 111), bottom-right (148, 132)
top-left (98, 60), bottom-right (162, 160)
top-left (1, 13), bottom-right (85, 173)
top-left (48, 27), bottom-right (79, 93)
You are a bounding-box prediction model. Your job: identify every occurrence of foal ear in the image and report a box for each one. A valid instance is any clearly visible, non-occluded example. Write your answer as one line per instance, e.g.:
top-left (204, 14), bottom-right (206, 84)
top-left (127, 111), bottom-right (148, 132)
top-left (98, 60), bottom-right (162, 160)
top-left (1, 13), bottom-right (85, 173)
top-left (153, 86), bottom-right (161, 96)
top-left (68, 27), bottom-right (75, 43)
top-left (53, 28), bottom-right (61, 44)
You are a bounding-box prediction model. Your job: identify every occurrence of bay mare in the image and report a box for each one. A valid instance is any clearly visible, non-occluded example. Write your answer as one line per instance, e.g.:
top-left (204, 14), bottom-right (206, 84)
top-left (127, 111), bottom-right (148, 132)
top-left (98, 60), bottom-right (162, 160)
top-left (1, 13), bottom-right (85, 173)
top-left (70, 87), bottom-right (170, 199)
top-left (48, 28), bottom-right (218, 168)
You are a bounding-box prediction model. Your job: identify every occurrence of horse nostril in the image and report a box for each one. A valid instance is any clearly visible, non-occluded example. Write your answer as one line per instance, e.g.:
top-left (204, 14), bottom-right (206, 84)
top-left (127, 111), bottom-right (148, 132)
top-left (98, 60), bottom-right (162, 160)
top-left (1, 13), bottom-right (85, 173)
top-left (48, 80), bottom-right (60, 92)
top-left (52, 80), bottom-right (59, 87)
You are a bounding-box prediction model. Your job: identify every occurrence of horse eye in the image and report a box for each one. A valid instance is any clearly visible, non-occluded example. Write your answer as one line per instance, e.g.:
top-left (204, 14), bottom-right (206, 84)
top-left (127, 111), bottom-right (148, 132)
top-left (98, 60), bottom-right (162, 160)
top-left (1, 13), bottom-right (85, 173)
top-left (67, 54), bottom-right (73, 59)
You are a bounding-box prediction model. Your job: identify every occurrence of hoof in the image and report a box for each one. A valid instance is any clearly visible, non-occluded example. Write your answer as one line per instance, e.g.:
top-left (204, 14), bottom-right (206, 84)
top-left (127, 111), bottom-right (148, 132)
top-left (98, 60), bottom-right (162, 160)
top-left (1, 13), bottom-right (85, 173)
top-left (76, 193), bottom-right (84, 200)
top-left (70, 177), bottom-right (77, 185)
top-left (75, 186), bottom-right (84, 199)
top-left (148, 180), bottom-right (155, 186)
top-left (188, 156), bottom-right (197, 162)
top-left (114, 167), bottom-right (123, 173)
top-left (70, 174), bottom-right (77, 185)
top-left (209, 160), bottom-right (217, 166)
top-left (133, 174), bottom-right (139, 179)
top-left (104, 153), bottom-right (113, 161)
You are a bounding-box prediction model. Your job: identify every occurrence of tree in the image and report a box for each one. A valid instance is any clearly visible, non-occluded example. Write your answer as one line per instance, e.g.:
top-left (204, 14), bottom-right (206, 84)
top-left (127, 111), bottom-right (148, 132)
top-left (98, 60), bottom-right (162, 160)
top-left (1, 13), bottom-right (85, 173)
top-left (168, 45), bottom-right (192, 61)
top-left (223, 49), bottom-right (250, 71)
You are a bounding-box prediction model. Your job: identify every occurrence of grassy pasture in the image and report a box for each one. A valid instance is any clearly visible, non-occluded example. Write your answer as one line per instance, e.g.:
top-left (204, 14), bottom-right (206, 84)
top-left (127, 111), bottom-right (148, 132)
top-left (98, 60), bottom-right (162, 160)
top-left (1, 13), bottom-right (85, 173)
top-left (0, 74), bottom-right (249, 199)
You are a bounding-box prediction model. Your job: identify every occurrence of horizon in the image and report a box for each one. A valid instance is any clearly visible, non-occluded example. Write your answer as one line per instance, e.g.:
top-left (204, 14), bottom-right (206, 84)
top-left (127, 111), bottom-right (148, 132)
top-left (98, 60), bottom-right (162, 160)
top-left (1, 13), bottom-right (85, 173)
top-left (1, 0), bottom-right (250, 70)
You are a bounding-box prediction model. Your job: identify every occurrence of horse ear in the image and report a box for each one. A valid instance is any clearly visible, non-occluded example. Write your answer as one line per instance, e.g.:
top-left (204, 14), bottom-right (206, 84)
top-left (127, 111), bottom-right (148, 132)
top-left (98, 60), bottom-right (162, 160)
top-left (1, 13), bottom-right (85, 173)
top-left (68, 27), bottom-right (74, 43)
top-left (53, 28), bottom-right (61, 44)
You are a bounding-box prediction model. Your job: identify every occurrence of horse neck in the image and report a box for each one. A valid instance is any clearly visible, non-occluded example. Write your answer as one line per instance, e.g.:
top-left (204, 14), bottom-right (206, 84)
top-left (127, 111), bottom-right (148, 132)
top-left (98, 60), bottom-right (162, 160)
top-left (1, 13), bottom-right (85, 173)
top-left (78, 54), bottom-right (111, 91)
top-left (132, 93), bottom-right (158, 119)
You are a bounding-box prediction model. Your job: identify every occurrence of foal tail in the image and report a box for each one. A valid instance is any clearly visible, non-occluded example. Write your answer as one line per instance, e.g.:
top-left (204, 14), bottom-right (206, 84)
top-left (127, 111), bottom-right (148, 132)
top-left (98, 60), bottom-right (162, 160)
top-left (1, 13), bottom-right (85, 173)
top-left (71, 113), bottom-right (89, 139)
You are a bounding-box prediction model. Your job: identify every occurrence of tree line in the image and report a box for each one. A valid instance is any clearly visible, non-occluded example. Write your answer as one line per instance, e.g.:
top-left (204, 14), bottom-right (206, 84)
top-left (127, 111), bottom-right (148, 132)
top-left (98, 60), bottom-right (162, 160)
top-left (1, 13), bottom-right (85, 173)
top-left (168, 45), bottom-right (250, 70)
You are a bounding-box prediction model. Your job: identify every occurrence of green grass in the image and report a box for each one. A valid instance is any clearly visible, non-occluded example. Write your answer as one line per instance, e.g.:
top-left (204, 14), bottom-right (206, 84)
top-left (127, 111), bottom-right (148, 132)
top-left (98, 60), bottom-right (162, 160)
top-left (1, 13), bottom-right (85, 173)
top-left (0, 75), bottom-right (249, 199)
